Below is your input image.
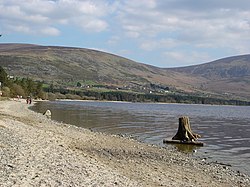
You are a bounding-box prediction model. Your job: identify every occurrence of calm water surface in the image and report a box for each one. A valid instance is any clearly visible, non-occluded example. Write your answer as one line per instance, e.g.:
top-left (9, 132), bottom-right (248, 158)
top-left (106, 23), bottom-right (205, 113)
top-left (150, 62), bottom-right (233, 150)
top-left (31, 101), bottom-right (250, 175)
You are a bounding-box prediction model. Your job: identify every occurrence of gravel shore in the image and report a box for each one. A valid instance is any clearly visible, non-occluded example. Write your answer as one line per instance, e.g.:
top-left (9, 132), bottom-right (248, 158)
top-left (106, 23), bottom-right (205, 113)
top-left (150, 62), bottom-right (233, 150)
top-left (0, 99), bottom-right (249, 187)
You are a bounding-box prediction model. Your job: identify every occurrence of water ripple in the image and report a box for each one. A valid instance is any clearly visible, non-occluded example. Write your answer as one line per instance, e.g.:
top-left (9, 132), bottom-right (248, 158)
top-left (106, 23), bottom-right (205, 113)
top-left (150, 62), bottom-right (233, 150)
top-left (31, 101), bottom-right (250, 175)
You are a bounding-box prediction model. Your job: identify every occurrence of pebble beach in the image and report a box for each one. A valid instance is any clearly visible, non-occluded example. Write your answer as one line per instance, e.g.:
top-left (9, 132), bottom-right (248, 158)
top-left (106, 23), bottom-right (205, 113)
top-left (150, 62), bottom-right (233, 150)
top-left (0, 99), bottom-right (250, 186)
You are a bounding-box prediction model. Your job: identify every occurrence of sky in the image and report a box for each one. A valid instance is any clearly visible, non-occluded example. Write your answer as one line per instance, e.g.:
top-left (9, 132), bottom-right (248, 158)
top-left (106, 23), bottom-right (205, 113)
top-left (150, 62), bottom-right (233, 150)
top-left (0, 0), bottom-right (250, 68)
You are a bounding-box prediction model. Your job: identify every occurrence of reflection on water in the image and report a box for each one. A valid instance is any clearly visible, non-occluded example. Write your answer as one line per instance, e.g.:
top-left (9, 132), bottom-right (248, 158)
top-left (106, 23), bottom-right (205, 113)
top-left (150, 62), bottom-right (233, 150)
top-left (173, 144), bottom-right (201, 153)
top-left (31, 101), bottom-right (250, 175)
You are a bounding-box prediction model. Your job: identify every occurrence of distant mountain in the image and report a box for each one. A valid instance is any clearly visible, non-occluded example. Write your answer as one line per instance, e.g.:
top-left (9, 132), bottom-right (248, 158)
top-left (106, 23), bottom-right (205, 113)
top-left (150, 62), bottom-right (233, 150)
top-left (0, 43), bottom-right (249, 100)
top-left (0, 43), bottom-right (202, 92)
top-left (171, 55), bottom-right (250, 99)
top-left (172, 55), bottom-right (250, 79)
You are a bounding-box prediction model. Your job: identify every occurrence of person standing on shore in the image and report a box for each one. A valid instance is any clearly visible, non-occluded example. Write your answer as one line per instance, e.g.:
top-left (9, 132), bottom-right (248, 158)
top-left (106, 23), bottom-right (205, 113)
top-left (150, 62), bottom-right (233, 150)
top-left (26, 96), bottom-right (32, 104)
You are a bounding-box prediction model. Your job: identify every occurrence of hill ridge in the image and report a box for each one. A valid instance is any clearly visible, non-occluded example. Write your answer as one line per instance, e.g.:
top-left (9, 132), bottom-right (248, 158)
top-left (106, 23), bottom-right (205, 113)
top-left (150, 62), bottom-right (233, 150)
top-left (0, 43), bottom-right (250, 100)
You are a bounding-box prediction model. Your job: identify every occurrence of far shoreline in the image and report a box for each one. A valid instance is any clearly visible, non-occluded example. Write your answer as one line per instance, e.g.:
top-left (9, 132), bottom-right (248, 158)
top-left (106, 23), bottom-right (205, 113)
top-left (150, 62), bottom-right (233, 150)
top-left (39, 98), bottom-right (250, 108)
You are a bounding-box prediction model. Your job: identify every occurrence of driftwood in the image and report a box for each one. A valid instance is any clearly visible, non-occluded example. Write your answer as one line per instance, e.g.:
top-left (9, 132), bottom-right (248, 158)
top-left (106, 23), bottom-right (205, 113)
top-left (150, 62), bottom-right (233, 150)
top-left (163, 139), bottom-right (204, 146)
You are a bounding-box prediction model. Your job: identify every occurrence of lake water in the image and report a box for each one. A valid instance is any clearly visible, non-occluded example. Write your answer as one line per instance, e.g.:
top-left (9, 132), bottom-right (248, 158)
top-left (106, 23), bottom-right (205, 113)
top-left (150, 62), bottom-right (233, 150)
top-left (31, 101), bottom-right (250, 175)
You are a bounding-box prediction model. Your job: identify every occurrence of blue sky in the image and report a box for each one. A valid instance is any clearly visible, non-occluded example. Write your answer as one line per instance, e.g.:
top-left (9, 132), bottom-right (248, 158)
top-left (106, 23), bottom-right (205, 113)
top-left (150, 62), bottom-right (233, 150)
top-left (0, 0), bottom-right (250, 67)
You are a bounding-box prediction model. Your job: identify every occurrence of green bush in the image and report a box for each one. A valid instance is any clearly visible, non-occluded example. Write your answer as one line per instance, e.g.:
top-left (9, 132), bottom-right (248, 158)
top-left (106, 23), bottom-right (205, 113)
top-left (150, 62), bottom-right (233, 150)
top-left (47, 93), bottom-right (57, 101)
top-left (55, 92), bottom-right (67, 99)
top-left (2, 86), bottom-right (11, 97)
top-left (65, 94), bottom-right (82, 100)
top-left (11, 83), bottom-right (26, 97)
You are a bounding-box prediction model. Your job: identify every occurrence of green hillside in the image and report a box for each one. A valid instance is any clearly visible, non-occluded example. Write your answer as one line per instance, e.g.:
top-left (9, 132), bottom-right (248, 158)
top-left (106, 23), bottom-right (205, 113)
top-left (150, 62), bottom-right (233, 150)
top-left (0, 43), bottom-right (250, 101)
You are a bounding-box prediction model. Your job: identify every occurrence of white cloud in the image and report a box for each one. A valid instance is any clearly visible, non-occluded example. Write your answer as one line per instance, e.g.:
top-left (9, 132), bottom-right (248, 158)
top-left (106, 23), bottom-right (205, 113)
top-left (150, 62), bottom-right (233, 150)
top-left (107, 36), bottom-right (120, 46)
top-left (41, 27), bottom-right (60, 36)
top-left (0, 0), bottom-right (250, 66)
top-left (140, 38), bottom-right (180, 51)
top-left (78, 18), bottom-right (108, 33)
top-left (164, 51), bottom-right (187, 63)
top-left (163, 51), bottom-right (211, 67)
top-left (114, 0), bottom-right (250, 66)
top-left (117, 2), bottom-right (250, 43)
top-left (0, 0), bottom-right (111, 35)
top-left (8, 25), bottom-right (31, 34)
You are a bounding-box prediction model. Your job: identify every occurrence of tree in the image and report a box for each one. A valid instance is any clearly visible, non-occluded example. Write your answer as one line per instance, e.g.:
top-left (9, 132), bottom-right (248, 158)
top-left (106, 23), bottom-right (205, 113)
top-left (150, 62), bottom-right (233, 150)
top-left (11, 83), bottom-right (26, 97)
top-left (49, 83), bottom-right (55, 93)
top-left (77, 82), bottom-right (82, 87)
top-left (2, 86), bottom-right (11, 97)
top-left (0, 66), bottom-right (8, 87)
top-left (35, 81), bottom-right (44, 99)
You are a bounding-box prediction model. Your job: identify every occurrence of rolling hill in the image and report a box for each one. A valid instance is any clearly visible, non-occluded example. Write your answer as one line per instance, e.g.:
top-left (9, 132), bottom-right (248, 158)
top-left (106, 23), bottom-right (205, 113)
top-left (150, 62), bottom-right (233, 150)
top-left (0, 43), bottom-right (249, 100)
top-left (0, 43), bottom-right (203, 91)
top-left (171, 55), bottom-right (250, 99)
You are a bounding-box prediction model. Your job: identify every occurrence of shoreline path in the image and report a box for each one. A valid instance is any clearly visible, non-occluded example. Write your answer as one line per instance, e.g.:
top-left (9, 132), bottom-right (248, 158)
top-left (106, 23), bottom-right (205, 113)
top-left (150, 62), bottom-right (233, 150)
top-left (0, 99), bottom-right (249, 186)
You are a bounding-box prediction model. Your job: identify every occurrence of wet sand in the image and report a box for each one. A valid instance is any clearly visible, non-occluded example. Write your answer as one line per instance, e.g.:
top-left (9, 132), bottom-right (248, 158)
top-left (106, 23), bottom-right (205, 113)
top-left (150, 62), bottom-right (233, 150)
top-left (0, 99), bottom-right (249, 186)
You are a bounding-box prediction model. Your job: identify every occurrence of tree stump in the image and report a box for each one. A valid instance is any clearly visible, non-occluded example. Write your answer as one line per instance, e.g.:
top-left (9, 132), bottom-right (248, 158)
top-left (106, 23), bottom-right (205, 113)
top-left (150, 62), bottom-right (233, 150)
top-left (172, 116), bottom-right (201, 142)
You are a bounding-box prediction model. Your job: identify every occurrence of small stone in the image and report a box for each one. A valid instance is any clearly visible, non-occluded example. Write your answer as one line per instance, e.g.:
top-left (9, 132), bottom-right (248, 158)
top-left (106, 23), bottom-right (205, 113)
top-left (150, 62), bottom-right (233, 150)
top-left (7, 164), bottom-right (14, 168)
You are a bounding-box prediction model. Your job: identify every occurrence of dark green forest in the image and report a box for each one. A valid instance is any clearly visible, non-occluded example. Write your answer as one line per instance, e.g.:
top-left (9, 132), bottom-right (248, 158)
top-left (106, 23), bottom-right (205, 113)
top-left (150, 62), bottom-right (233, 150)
top-left (47, 86), bottom-right (250, 106)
